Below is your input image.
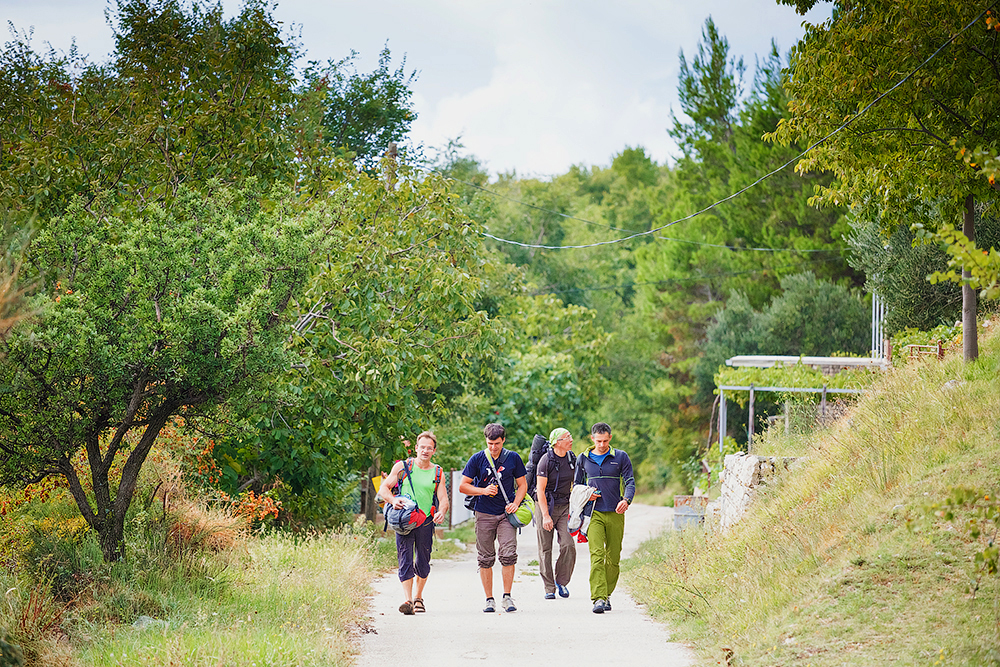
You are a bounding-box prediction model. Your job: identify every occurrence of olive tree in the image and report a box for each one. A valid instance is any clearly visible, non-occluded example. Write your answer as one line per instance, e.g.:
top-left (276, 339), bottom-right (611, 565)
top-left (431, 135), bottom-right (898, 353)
top-left (0, 184), bottom-right (323, 561)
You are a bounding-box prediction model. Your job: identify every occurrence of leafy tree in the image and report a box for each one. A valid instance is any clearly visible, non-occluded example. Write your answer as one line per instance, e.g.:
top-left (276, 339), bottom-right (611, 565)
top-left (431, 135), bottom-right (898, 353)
top-left (302, 47), bottom-right (417, 172)
top-left (215, 165), bottom-right (507, 522)
top-left (848, 212), bottom-right (1000, 333)
top-left (611, 147), bottom-right (660, 188)
top-left (1, 0), bottom-right (421, 217)
top-left (0, 183), bottom-right (322, 561)
top-left (760, 272), bottom-right (869, 355)
top-left (693, 272), bottom-right (868, 445)
top-left (695, 272), bottom-right (868, 388)
top-left (925, 219), bottom-right (1000, 300)
top-left (671, 16), bottom-right (745, 156)
top-left (694, 292), bottom-right (763, 395)
top-left (0, 0), bottom-right (299, 218)
top-left (771, 0), bottom-right (1000, 361)
top-left (486, 293), bottom-right (610, 446)
top-left (606, 21), bottom-right (854, 489)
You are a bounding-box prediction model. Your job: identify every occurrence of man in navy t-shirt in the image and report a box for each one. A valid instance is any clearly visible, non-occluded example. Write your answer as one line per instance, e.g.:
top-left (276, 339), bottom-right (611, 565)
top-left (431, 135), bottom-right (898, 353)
top-left (459, 423), bottom-right (527, 613)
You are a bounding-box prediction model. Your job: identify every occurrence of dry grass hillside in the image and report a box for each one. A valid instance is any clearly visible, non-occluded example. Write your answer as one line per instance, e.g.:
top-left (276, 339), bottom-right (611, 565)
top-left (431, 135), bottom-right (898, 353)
top-left (626, 322), bottom-right (1000, 666)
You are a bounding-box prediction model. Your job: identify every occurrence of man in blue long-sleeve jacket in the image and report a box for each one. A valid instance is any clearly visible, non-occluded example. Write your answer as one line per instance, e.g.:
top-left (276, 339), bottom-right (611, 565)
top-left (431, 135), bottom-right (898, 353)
top-left (574, 421), bottom-right (635, 613)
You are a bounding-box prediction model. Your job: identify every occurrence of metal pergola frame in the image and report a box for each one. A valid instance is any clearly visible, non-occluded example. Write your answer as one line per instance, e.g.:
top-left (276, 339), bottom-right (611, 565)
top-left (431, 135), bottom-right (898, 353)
top-left (717, 384), bottom-right (865, 453)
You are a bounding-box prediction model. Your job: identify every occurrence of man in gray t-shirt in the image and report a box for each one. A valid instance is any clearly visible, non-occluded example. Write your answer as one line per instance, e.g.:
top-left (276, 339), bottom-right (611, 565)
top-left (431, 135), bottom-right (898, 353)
top-left (535, 427), bottom-right (577, 599)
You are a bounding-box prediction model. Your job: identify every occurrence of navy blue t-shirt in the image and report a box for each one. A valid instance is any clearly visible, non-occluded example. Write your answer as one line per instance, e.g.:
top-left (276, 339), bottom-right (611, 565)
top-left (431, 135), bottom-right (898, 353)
top-left (462, 448), bottom-right (527, 516)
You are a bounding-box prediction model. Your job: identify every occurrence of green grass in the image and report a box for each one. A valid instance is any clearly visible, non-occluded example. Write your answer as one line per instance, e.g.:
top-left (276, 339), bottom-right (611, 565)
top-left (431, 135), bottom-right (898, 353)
top-left (442, 519), bottom-right (476, 546)
top-left (0, 509), bottom-right (396, 667)
top-left (624, 324), bottom-right (1000, 666)
top-left (72, 527), bottom-right (391, 667)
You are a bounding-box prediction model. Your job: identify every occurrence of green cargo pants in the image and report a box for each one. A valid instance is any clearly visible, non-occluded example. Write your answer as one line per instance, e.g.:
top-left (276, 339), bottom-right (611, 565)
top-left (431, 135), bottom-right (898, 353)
top-left (587, 510), bottom-right (625, 601)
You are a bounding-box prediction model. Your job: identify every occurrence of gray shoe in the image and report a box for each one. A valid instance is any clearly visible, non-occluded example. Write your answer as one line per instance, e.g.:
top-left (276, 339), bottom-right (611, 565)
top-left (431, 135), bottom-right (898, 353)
top-left (483, 597), bottom-right (496, 613)
top-left (592, 598), bottom-right (606, 614)
top-left (502, 594), bottom-right (517, 612)
top-left (604, 597), bottom-right (611, 611)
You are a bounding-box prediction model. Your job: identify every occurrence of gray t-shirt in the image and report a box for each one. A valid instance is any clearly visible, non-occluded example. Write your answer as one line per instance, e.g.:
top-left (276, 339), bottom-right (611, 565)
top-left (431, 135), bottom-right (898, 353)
top-left (537, 450), bottom-right (573, 505)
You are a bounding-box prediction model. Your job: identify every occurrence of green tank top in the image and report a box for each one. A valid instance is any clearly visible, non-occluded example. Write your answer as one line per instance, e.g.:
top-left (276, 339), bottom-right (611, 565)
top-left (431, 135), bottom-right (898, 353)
top-left (400, 463), bottom-right (437, 514)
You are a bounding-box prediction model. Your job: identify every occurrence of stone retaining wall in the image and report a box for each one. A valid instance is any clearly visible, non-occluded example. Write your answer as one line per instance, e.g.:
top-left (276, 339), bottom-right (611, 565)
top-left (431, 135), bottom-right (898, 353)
top-left (714, 453), bottom-right (798, 531)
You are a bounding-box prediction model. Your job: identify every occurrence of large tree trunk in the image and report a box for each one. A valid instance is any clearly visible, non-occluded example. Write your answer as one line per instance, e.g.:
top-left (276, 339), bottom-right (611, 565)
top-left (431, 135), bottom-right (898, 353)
top-left (62, 406), bottom-right (175, 562)
top-left (963, 194), bottom-right (979, 362)
top-left (98, 513), bottom-right (128, 562)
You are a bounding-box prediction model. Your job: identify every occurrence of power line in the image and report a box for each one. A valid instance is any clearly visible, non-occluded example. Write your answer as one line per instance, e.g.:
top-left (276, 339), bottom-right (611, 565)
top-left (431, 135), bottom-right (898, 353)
top-left (531, 256), bottom-right (844, 296)
top-left (439, 4), bottom-right (992, 252)
top-left (436, 171), bottom-right (840, 254)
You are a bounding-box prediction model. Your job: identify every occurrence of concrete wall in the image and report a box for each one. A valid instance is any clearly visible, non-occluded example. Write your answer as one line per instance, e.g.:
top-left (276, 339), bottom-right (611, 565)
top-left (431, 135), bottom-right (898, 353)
top-left (714, 453), bottom-right (798, 531)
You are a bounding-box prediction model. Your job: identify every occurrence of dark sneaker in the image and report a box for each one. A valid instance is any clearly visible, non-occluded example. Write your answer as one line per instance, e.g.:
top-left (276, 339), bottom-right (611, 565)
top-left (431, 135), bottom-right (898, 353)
top-left (556, 583), bottom-right (570, 598)
top-left (604, 597), bottom-right (611, 611)
top-left (483, 597), bottom-right (496, 613)
top-left (502, 594), bottom-right (517, 612)
top-left (592, 599), bottom-right (606, 614)
top-left (544, 592), bottom-right (556, 600)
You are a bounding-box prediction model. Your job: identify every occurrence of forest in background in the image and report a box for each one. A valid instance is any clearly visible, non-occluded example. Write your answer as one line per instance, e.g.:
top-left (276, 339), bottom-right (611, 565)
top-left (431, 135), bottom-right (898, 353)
top-left (2, 0), bottom-right (999, 551)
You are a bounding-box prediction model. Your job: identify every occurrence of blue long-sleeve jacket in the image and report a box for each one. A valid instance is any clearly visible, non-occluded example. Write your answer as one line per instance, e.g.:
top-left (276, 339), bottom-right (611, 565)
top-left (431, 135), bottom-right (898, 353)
top-left (574, 446), bottom-right (635, 512)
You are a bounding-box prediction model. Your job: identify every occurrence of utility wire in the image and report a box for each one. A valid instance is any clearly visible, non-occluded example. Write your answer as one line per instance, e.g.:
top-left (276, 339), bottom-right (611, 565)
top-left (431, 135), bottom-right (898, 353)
top-left (435, 171), bottom-right (840, 253)
top-left (440, 4), bottom-right (993, 252)
top-left (531, 256), bottom-right (844, 296)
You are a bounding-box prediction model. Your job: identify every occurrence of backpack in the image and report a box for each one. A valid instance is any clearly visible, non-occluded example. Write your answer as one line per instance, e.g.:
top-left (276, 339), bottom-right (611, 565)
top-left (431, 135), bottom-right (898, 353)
top-left (525, 434), bottom-right (576, 503)
top-left (385, 496), bottom-right (424, 535)
top-left (384, 459), bottom-right (443, 534)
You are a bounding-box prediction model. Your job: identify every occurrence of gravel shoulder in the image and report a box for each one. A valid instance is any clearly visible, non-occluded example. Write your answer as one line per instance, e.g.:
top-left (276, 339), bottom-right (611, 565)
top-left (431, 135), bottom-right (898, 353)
top-left (356, 503), bottom-right (695, 665)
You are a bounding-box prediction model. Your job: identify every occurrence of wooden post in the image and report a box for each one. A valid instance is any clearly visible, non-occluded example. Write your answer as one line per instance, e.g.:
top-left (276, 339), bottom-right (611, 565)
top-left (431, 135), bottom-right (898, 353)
top-left (748, 384), bottom-right (755, 451)
top-left (364, 452), bottom-right (381, 524)
top-left (820, 385), bottom-right (828, 424)
top-left (962, 194), bottom-right (979, 362)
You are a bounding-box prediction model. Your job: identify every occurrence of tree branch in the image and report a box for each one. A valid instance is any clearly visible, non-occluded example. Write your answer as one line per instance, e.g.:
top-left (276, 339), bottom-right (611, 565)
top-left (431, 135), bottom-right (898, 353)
top-left (390, 230), bottom-right (445, 257)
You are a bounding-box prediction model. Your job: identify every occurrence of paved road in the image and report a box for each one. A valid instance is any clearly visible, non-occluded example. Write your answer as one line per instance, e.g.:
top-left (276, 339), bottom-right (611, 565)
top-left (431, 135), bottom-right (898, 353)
top-left (356, 503), bottom-right (694, 665)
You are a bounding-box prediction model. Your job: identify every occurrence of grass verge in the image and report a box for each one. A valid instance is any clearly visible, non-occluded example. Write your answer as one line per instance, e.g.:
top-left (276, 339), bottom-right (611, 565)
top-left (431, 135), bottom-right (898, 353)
top-left (0, 508), bottom-right (396, 667)
top-left (73, 526), bottom-right (390, 667)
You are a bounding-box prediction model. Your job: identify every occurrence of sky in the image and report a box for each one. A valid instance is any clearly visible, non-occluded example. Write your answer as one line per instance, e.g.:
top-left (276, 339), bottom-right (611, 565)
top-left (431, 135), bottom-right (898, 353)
top-left (2, 0), bottom-right (832, 178)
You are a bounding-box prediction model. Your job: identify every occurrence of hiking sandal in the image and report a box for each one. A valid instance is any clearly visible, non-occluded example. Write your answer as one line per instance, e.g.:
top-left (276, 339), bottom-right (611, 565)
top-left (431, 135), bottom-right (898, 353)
top-left (399, 601), bottom-right (414, 615)
top-left (413, 598), bottom-right (425, 613)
